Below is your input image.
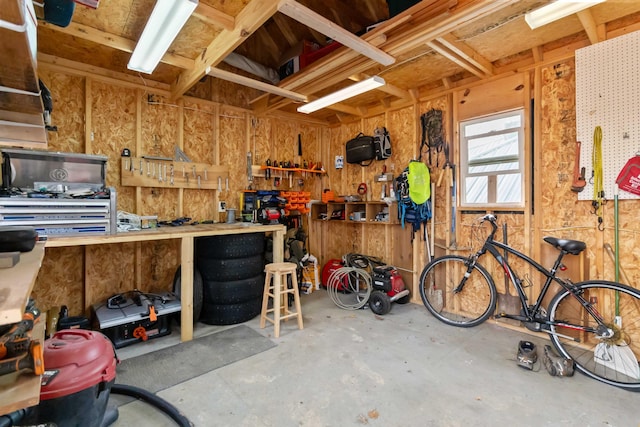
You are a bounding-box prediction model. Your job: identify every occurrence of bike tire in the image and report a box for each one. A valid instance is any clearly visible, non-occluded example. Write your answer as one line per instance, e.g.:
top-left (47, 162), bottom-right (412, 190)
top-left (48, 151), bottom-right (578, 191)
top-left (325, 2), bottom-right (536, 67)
top-left (547, 280), bottom-right (640, 391)
top-left (419, 255), bottom-right (497, 327)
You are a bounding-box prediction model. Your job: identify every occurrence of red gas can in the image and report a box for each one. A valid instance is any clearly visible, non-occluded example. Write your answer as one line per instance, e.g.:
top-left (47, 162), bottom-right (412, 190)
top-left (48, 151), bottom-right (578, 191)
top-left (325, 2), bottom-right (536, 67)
top-left (321, 258), bottom-right (349, 290)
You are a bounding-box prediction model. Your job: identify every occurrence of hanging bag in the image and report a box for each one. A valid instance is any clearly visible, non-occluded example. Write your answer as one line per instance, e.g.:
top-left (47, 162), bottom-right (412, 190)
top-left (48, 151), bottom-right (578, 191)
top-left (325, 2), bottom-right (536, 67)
top-left (346, 133), bottom-right (376, 165)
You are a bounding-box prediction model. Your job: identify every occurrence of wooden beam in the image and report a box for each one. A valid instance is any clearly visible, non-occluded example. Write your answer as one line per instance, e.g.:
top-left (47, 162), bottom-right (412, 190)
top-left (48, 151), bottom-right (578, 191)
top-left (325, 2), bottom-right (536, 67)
top-left (577, 9), bottom-right (602, 44)
top-left (349, 73), bottom-right (412, 100)
top-left (272, 12), bottom-right (298, 46)
top-left (38, 21), bottom-right (195, 70)
top-left (426, 39), bottom-right (487, 78)
top-left (277, 0), bottom-right (395, 66)
top-left (436, 34), bottom-right (494, 76)
top-left (206, 67), bottom-right (308, 102)
top-left (171, 0), bottom-right (280, 99)
top-left (532, 45), bottom-right (543, 63)
top-left (38, 53), bottom-right (172, 96)
top-left (193, 3), bottom-right (235, 30)
top-left (255, 26), bottom-right (282, 65)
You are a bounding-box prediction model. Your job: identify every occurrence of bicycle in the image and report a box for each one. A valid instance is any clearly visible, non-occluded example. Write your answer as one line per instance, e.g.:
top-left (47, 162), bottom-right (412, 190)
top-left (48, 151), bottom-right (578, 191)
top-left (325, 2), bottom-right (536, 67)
top-left (419, 214), bottom-right (640, 391)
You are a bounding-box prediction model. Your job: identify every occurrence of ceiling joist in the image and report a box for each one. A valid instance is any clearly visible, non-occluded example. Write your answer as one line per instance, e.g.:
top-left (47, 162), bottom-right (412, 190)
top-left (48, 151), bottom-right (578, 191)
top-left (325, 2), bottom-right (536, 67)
top-left (193, 3), bottom-right (235, 31)
top-left (277, 0), bottom-right (396, 66)
top-left (171, 0), bottom-right (281, 99)
top-left (577, 9), bottom-right (604, 44)
top-left (206, 67), bottom-right (308, 102)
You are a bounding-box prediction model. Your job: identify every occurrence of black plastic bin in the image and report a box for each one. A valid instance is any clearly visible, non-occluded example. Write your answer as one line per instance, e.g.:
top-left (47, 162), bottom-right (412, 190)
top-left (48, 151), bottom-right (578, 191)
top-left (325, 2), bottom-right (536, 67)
top-left (22, 329), bottom-right (117, 427)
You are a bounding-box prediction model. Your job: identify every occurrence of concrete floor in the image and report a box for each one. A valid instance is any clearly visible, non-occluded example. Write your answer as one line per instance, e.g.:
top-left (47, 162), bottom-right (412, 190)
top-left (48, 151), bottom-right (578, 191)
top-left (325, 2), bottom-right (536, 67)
top-left (110, 290), bottom-right (640, 427)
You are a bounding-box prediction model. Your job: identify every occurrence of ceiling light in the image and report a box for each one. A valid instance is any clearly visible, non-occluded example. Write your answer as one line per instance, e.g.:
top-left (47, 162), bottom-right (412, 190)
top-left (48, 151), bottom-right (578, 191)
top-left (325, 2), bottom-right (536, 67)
top-left (128, 0), bottom-right (198, 74)
top-left (297, 76), bottom-right (385, 114)
top-left (524, 0), bottom-right (605, 29)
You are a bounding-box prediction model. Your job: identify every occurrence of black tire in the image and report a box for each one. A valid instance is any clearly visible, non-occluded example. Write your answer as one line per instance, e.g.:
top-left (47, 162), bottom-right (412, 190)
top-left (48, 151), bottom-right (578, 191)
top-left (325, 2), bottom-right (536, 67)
top-left (172, 266), bottom-right (204, 324)
top-left (196, 233), bottom-right (265, 259)
top-left (203, 273), bottom-right (265, 304)
top-left (419, 255), bottom-right (496, 327)
top-left (197, 254), bottom-right (264, 282)
top-left (548, 281), bottom-right (640, 391)
top-left (199, 298), bottom-right (262, 325)
top-left (369, 290), bottom-right (391, 315)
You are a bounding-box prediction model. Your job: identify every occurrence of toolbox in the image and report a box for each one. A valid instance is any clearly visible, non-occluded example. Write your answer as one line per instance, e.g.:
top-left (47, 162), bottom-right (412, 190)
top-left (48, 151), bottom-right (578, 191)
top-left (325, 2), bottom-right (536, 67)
top-left (92, 292), bottom-right (181, 349)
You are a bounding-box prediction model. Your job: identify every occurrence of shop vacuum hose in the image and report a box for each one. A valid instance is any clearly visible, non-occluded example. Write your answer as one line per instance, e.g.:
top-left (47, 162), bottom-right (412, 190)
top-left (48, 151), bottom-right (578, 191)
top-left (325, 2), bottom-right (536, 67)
top-left (111, 383), bottom-right (193, 427)
top-left (0, 385), bottom-right (192, 427)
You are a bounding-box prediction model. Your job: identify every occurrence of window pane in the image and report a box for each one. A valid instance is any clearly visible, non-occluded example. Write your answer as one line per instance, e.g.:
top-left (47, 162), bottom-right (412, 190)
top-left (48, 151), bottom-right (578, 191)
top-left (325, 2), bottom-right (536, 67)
top-left (469, 161), bottom-right (519, 174)
top-left (465, 113), bottom-right (522, 137)
top-left (465, 176), bottom-right (487, 204)
top-left (467, 132), bottom-right (519, 163)
top-left (497, 174), bottom-right (522, 203)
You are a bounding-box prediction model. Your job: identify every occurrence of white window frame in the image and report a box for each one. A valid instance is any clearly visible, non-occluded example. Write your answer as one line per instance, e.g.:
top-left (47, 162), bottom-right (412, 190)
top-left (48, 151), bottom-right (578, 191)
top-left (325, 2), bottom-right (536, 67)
top-left (459, 108), bottom-right (525, 208)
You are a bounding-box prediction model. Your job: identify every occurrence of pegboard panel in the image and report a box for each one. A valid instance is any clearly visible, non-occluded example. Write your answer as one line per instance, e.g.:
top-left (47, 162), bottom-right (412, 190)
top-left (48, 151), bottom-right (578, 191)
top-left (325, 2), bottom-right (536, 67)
top-left (576, 30), bottom-right (640, 200)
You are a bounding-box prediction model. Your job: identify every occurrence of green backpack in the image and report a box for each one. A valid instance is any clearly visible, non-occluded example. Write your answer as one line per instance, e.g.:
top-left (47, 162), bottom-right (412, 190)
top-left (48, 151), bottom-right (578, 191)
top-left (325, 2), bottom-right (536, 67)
top-left (396, 160), bottom-right (432, 240)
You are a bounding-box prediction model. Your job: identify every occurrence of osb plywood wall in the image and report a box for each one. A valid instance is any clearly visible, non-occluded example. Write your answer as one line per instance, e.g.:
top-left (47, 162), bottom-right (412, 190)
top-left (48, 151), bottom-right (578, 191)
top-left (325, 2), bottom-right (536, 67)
top-left (323, 62), bottom-right (640, 306)
top-left (32, 68), bottom-right (328, 316)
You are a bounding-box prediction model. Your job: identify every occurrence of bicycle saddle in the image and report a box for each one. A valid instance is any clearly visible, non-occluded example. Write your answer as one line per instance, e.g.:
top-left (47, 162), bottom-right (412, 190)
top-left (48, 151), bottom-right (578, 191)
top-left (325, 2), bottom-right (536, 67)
top-left (543, 237), bottom-right (586, 255)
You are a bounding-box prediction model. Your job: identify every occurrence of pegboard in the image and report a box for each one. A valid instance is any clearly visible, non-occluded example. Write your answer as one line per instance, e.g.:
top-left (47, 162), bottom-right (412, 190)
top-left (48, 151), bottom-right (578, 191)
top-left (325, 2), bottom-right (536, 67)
top-left (576, 30), bottom-right (640, 200)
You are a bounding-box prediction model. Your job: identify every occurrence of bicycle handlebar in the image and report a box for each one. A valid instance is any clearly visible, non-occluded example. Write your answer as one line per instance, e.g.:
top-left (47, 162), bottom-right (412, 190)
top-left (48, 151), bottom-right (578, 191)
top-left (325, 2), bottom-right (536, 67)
top-left (480, 214), bottom-right (498, 239)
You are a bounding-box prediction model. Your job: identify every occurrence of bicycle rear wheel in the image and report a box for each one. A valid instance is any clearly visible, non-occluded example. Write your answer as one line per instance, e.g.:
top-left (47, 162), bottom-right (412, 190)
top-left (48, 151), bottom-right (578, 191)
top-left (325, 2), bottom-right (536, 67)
top-left (548, 281), bottom-right (640, 391)
top-left (419, 255), bottom-right (497, 327)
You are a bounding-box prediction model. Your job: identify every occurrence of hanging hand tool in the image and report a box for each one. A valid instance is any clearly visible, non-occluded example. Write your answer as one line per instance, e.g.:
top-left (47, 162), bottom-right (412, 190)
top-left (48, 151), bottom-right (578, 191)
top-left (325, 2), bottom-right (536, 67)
top-left (571, 141), bottom-right (586, 192)
top-left (265, 159), bottom-right (271, 179)
top-left (592, 126), bottom-right (605, 230)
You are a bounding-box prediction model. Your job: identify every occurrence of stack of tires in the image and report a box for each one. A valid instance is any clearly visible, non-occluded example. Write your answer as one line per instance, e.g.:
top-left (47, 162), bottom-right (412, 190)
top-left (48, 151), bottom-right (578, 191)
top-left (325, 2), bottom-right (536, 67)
top-left (196, 233), bottom-right (266, 325)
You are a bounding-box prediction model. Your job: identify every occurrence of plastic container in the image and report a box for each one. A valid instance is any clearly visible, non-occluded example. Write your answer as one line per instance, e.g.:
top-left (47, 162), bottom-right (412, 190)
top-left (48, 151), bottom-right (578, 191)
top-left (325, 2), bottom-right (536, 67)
top-left (22, 329), bottom-right (117, 427)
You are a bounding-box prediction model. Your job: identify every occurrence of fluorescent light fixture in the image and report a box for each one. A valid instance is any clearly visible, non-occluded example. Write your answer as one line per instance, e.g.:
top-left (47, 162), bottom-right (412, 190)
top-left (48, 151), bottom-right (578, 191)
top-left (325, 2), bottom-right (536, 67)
top-left (297, 76), bottom-right (385, 114)
top-left (128, 0), bottom-right (198, 74)
top-left (524, 0), bottom-right (605, 29)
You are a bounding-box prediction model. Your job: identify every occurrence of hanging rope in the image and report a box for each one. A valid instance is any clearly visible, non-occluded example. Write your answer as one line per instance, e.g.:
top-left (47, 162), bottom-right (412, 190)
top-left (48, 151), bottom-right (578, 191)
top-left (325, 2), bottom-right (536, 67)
top-left (592, 126), bottom-right (605, 231)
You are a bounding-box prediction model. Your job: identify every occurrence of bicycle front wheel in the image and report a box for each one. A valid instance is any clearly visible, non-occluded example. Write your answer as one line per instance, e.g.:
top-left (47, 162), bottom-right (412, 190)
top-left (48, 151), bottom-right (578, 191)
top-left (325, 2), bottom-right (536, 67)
top-left (548, 281), bottom-right (640, 391)
top-left (419, 255), bottom-right (497, 327)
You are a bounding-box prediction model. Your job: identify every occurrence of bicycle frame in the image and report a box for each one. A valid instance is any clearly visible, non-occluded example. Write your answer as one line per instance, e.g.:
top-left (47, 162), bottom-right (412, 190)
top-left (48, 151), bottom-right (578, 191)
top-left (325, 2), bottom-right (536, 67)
top-left (467, 219), bottom-right (606, 336)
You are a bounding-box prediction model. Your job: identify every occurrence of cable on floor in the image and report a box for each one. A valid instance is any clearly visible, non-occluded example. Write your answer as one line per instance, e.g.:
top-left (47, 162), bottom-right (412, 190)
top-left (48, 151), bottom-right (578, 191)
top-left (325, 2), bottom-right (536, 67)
top-left (326, 266), bottom-right (371, 310)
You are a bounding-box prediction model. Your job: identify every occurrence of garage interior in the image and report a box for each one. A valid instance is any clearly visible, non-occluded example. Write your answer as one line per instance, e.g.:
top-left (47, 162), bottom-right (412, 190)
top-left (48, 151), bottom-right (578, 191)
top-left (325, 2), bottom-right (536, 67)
top-left (1, 0), bottom-right (640, 425)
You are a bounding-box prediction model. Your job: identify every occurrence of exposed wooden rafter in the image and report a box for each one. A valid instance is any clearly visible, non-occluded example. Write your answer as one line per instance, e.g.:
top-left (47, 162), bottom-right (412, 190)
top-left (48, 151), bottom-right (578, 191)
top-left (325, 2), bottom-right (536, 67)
top-left (193, 3), bottom-right (235, 31)
top-left (277, 0), bottom-right (396, 66)
top-left (206, 67), bottom-right (308, 102)
top-left (171, 0), bottom-right (281, 99)
top-left (577, 9), bottom-right (604, 44)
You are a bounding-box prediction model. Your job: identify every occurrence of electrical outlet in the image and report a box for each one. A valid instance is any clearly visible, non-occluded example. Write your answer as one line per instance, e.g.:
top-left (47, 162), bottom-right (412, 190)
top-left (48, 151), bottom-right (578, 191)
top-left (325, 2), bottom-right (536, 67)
top-left (218, 201), bottom-right (226, 212)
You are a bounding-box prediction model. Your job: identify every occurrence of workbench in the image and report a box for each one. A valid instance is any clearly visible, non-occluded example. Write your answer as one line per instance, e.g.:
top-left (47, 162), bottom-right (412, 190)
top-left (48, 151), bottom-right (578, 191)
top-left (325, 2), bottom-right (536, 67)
top-left (44, 222), bottom-right (286, 343)
top-left (0, 242), bottom-right (45, 415)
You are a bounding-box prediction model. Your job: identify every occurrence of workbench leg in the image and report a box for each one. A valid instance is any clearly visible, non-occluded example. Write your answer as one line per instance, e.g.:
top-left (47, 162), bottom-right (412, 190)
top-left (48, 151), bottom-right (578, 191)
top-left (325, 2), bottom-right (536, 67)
top-left (272, 226), bottom-right (285, 263)
top-left (180, 236), bottom-right (194, 342)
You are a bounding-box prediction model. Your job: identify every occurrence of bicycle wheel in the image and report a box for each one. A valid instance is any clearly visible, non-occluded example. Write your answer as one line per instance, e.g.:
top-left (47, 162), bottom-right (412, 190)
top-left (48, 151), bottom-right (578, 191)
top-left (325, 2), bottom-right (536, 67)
top-left (548, 281), bottom-right (640, 391)
top-left (419, 255), bottom-right (497, 327)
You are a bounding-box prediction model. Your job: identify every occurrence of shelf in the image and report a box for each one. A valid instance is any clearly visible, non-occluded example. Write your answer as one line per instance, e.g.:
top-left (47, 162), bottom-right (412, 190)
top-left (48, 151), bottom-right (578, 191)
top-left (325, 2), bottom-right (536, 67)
top-left (0, 242), bottom-right (46, 416)
top-left (311, 201), bottom-right (397, 224)
top-left (0, 316), bottom-right (45, 416)
top-left (0, 0), bottom-right (46, 148)
top-left (251, 164), bottom-right (325, 178)
top-left (0, 242), bottom-right (45, 325)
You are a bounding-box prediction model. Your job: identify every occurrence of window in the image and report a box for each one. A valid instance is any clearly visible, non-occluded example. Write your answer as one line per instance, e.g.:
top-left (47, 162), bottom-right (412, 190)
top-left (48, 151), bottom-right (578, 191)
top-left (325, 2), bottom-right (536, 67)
top-left (460, 109), bottom-right (525, 207)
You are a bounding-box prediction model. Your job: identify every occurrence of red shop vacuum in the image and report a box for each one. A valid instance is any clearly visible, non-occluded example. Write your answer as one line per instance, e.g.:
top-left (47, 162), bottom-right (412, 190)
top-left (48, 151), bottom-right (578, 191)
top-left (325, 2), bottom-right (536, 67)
top-left (20, 329), bottom-right (118, 427)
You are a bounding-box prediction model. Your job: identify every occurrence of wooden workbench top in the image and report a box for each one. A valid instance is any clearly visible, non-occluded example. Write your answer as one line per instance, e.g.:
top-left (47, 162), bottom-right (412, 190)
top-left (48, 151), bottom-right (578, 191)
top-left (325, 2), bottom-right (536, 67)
top-left (44, 222), bottom-right (286, 247)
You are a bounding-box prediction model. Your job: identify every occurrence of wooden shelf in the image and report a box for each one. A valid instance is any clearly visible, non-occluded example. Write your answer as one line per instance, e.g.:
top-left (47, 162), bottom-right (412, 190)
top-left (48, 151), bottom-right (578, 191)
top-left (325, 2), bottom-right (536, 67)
top-left (0, 242), bottom-right (46, 416)
top-left (0, 0), bottom-right (47, 148)
top-left (0, 317), bottom-right (45, 416)
top-left (0, 242), bottom-right (45, 325)
top-left (311, 201), bottom-right (397, 224)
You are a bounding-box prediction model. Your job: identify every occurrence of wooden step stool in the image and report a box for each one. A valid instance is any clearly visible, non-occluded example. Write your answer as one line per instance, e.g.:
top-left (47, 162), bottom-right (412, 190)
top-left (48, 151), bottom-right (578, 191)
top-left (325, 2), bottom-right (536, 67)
top-left (260, 262), bottom-right (303, 338)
